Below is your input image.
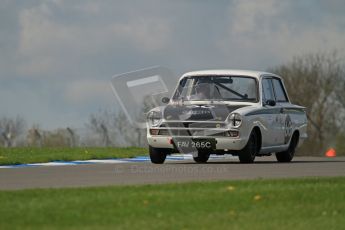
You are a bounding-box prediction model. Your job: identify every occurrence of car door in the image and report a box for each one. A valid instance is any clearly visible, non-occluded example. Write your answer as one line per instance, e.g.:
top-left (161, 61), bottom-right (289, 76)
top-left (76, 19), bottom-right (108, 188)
top-left (261, 78), bottom-right (284, 146)
top-left (271, 77), bottom-right (291, 145)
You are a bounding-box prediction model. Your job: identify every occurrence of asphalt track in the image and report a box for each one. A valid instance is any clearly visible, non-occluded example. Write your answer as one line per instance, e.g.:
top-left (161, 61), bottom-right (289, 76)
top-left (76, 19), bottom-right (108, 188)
top-left (1, 156), bottom-right (345, 190)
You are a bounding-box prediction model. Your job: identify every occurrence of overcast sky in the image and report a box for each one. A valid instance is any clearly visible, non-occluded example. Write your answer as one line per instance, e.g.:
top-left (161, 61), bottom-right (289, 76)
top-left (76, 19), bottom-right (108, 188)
top-left (1, 0), bottom-right (344, 129)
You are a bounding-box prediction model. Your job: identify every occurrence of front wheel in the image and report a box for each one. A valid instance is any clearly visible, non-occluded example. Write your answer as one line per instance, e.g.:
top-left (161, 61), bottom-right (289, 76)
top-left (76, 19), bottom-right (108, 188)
top-left (238, 130), bottom-right (258, 163)
top-left (276, 133), bottom-right (298, 162)
top-left (193, 151), bottom-right (210, 163)
top-left (149, 146), bottom-right (169, 164)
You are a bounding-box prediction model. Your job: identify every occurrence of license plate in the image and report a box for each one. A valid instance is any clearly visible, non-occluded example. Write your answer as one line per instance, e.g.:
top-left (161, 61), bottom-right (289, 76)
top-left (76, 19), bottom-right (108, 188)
top-left (174, 139), bottom-right (215, 150)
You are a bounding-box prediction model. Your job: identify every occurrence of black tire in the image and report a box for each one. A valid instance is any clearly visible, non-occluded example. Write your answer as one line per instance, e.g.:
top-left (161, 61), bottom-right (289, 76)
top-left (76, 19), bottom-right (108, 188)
top-left (193, 151), bottom-right (210, 163)
top-left (149, 146), bottom-right (168, 164)
top-left (239, 130), bottom-right (258, 163)
top-left (276, 133), bottom-right (298, 162)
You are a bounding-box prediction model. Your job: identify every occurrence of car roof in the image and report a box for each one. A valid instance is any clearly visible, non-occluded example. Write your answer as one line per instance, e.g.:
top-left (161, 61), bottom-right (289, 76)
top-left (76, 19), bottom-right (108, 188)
top-left (181, 69), bottom-right (279, 80)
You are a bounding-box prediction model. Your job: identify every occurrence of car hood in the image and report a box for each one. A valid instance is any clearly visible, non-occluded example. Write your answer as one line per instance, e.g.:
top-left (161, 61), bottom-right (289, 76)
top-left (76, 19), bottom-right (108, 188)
top-left (163, 104), bottom-right (249, 121)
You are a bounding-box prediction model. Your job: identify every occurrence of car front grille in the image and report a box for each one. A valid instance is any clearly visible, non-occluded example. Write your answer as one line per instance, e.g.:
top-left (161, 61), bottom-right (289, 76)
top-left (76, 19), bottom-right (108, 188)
top-left (154, 121), bottom-right (229, 137)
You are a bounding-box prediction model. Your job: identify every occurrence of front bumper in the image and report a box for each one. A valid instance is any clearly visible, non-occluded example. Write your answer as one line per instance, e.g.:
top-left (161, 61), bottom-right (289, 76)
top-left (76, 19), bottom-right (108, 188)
top-left (147, 135), bottom-right (248, 151)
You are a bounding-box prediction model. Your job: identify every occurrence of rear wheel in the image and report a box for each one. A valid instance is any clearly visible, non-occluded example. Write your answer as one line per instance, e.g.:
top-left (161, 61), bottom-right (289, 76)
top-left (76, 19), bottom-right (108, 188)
top-left (239, 130), bottom-right (258, 163)
top-left (276, 133), bottom-right (298, 162)
top-left (149, 146), bottom-right (169, 164)
top-left (193, 151), bottom-right (210, 163)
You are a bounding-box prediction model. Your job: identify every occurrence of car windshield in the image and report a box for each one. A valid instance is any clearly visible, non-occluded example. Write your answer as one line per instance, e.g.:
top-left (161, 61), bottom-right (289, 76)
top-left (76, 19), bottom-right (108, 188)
top-left (172, 76), bottom-right (258, 102)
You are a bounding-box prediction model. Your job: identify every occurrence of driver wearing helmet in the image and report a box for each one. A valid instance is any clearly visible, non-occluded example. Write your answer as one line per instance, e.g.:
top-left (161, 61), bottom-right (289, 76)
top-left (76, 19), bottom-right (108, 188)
top-left (190, 82), bottom-right (210, 100)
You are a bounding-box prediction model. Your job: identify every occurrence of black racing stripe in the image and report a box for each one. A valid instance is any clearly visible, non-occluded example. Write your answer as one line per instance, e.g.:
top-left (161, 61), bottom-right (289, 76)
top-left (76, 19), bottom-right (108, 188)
top-left (245, 107), bottom-right (305, 116)
top-left (283, 108), bottom-right (305, 114)
top-left (245, 108), bottom-right (280, 116)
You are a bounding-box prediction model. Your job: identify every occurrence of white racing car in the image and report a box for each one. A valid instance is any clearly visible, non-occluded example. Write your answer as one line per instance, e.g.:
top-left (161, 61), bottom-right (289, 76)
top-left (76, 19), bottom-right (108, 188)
top-left (146, 70), bottom-right (307, 164)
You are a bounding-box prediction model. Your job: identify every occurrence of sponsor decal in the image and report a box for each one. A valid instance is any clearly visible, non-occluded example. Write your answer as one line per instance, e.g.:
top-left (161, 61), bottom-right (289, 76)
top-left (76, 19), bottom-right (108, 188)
top-left (284, 114), bottom-right (293, 144)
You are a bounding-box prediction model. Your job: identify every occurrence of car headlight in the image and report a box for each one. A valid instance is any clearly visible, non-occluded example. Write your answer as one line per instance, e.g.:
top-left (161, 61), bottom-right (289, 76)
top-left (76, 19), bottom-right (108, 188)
top-left (227, 113), bottom-right (242, 128)
top-left (147, 110), bottom-right (162, 127)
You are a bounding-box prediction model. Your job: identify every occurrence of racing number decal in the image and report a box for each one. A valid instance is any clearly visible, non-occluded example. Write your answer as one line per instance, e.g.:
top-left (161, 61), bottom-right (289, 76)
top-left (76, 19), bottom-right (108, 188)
top-left (284, 114), bottom-right (292, 144)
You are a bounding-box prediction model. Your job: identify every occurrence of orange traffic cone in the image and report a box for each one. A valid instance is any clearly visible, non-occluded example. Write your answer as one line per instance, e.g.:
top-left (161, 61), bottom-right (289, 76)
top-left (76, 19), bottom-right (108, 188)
top-left (325, 148), bottom-right (336, 157)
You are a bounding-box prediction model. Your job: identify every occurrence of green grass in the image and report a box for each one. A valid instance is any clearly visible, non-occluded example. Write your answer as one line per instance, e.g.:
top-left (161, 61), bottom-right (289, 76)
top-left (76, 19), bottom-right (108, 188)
top-left (0, 147), bottom-right (147, 165)
top-left (0, 177), bottom-right (344, 230)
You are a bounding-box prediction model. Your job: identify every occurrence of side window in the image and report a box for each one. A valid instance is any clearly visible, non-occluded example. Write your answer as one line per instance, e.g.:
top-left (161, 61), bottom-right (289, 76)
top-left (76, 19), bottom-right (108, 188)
top-left (272, 78), bottom-right (288, 102)
top-left (262, 78), bottom-right (275, 102)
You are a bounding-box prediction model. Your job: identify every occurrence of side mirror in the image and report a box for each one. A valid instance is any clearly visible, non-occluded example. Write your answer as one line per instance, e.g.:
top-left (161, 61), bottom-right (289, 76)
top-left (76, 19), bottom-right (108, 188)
top-left (161, 97), bottom-right (170, 104)
top-left (265, 99), bottom-right (276, 106)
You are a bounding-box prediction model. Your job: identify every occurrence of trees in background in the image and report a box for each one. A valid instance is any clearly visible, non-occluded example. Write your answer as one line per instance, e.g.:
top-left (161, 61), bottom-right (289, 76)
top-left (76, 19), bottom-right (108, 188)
top-left (86, 110), bottom-right (114, 147)
top-left (0, 116), bottom-right (26, 147)
top-left (84, 109), bottom-right (147, 147)
top-left (335, 65), bottom-right (345, 113)
top-left (26, 125), bottom-right (79, 147)
top-left (0, 111), bottom-right (144, 148)
top-left (270, 52), bottom-right (345, 155)
top-left (27, 125), bottom-right (42, 147)
top-left (84, 95), bottom-right (156, 147)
